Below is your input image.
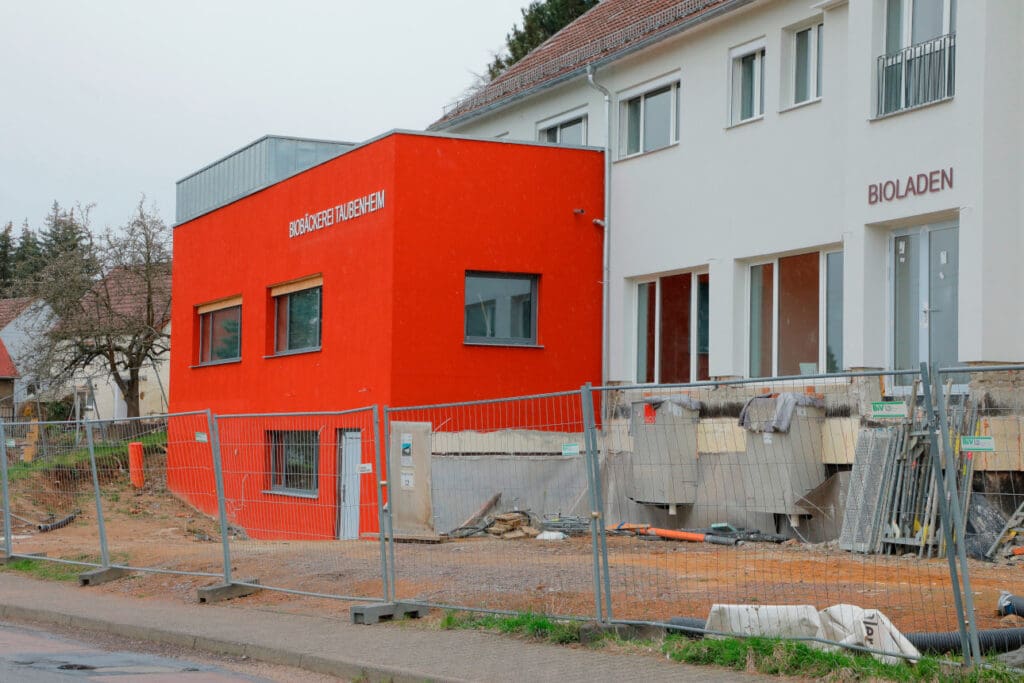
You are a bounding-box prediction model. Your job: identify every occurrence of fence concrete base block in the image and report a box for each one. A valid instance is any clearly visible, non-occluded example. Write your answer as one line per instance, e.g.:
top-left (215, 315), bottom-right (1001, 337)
top-left (579, 622), bottom-right (667, 644)
top-left (197, 579), bottom-right (261, 604)
top-left (79, 566), bottom-right (130, 587)
top-left (350, 602), bottom-right (430, 625)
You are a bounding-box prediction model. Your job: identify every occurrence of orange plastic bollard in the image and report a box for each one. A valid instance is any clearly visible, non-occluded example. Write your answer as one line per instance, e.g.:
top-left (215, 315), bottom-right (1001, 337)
top-left (128, 442), bottom-right (145, 488)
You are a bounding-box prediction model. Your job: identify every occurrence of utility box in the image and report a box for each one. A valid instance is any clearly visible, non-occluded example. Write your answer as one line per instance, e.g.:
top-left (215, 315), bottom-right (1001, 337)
top-left (628, 396), bottom-right (701, 505)
top-left (741, 394), bottom-right (826, 514)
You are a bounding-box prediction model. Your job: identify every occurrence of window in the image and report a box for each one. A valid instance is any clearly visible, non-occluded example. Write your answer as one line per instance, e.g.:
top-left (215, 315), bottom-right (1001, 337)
top-left (540, 116), bottom-right (586, 146)
top-left (878, 0), bottom-right (956, 115)
top-left (792, 23), bottom-right (824, 104)
top-left (636, 272), bottom-right (710, 384)
top-left (269, 430), bottom-right (318, 494)
top-left (197, 297), bottom-right (241, 364)
top-left (272, 278), bottom-right (322, 354)
top-left (748, 251), bottom-right (843, 378)
top-left (621, 80), bottom-right (680, 156)
top-left (731, 40), bottom-right (766, 124)
top-left (465, 272), bottom-right (537, 345)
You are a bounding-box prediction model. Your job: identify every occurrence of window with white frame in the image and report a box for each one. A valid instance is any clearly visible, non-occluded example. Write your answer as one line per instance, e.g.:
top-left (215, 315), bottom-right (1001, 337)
top-left (636, 272), bottom-right (709, 384)
top-left (748, 251), bottom-right (843, 378)
top-left (620, 77), bottom-right (680, 157)
top-left (878, 0), bottom-right (957, 115)
top-left (730, 40), bottom-right (766, 124)
top-left (791, 22), bottom-right (823, 105)
top-left (539, 116), bottom-right (586, 146)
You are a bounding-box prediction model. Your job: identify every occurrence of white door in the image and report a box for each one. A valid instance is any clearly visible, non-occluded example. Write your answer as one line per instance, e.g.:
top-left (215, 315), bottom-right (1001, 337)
top-left (337, 430), bottom-right (362, 540)
top-left (892, 221), bottom-right (959, 384)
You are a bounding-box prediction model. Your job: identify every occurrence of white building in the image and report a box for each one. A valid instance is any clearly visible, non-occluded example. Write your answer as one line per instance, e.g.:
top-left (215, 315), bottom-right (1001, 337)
top-left (432, 0), bottom-right (1022, 386)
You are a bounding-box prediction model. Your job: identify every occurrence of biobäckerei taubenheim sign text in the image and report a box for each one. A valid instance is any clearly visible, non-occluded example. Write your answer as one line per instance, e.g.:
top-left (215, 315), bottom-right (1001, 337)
top-left (868, 168), bottom-right (952, 205)
top-left (288, 189), bottom-right (386, 238)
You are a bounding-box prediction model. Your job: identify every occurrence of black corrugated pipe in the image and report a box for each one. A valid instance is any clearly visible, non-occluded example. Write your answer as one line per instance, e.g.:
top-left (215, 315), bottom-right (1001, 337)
top-left (37, 510), bottom-right (79, 533)
top-left (906, 628), bottom-right (1024, 655)
top-left (668, 616), bottom-right (1024, 654)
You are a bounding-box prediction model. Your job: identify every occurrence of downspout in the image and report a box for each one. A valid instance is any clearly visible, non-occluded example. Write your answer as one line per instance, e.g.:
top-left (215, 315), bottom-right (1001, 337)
top-left (586, 65), bottom-right (612, 386)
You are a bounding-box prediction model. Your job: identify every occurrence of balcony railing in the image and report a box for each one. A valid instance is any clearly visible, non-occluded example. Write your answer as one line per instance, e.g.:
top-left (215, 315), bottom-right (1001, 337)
top-left (877, 33), bottom-right (956, 117)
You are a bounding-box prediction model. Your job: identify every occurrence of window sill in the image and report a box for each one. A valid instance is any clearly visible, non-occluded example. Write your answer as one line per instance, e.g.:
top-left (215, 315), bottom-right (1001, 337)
top-left (725, 115), bottom-right (764, 130)
top-left (264, 346), bottom-right (322, 359)
top-left (262, 488), bottom-right (319, 499)
top-left (871, 95), bottom-right (953, 121)
top-left (190, 358), bottom-right (242, 369)
top-left (614, 140), bottom-right (679, 163)
top-left (779, 97), bottom-right (822, 114)
top-left (464, 341), bottom-right (545, 349)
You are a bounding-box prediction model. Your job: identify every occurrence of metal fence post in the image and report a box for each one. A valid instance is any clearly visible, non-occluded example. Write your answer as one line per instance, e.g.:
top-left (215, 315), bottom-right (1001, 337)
top-left (583, 383), bottom-right (613, 621)
top-left (371, 405), bottom-right (391, 603)
top-left (206, 410), bottom-right (233, 585)
top-left (919, 363), bottom-right (972, 663)
top-left (0, 420), bottom-right (12, 559)
top-left (931, 365), bottom-right (983, 665)
top-left (580, 385), bottom-right (605, 622)
top-left (84, 421), bottom-right (111, 567)
top-left (382, 407), bottom-right (397, 603)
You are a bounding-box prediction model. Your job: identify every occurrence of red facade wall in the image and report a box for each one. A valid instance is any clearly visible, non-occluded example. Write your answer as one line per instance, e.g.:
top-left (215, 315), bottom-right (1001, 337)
top-left (168, 132), bottom-right (603, 538)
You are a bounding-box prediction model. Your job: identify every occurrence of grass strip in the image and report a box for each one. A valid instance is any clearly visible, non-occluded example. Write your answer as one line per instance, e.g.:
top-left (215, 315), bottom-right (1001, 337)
top-left (440, 610), bottom-right (1019, 681)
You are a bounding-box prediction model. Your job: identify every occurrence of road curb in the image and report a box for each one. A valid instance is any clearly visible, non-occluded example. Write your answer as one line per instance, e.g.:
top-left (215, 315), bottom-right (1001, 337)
top-left (0, 601), bottom-right (448, 683)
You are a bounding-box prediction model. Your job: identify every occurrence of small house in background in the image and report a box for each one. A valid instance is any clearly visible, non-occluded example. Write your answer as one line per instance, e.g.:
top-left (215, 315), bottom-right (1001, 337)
top-left (0, 338), bottom-right (20, 420)
top-left (69, 266), bottom-right (172, 421)
top-left (0, 296), bottom-right (52, 411)
top-left (167, 131), bottom-right (604, 539)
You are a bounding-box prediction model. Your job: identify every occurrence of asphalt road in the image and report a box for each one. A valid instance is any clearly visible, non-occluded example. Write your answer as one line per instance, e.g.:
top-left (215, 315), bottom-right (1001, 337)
top-left (0, 619), bottom-right (340, 682)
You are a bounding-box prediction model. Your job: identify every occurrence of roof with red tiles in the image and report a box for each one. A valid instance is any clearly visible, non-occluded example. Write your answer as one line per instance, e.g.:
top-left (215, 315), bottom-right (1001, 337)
top-left (431, 0), bottom-right (744, 129)
top-left (0, 297), bottom-right (38, 331)
top-left (79, 265), bottom-right (172, 330)
top-left (0, 338), bottom-right (19, 379)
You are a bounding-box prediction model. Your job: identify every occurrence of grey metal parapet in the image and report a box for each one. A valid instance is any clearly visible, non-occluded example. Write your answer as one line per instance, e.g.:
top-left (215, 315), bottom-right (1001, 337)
top-left (175, 135), bottom-right (355, 225)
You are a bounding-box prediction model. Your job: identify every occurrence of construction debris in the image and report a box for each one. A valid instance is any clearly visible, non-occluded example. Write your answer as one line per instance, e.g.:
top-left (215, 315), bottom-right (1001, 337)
top-left (448, 510), bottom-right (541, 540)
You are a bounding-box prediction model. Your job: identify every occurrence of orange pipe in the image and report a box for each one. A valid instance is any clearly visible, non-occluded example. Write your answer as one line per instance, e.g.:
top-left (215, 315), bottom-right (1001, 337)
top-left (1011, 546), bottom-right (1024, 557)
top-left (647, 527), bottom-right (705, 543)
top-left (128, 442), bottom-right (145, 488)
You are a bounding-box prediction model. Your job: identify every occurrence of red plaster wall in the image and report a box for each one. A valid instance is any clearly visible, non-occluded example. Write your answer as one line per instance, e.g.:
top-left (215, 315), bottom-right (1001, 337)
top-left (168, 133), bottom-right (603, 538)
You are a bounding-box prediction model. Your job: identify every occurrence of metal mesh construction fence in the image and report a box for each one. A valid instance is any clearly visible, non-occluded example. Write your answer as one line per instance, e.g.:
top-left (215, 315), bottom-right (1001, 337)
top-left (1, 418), bottom-right (108, 570)
top-left (591, 369), bottom-right (986, 645)
top-left (90, 412), bottom-right (225, 579)
top-left (8, 366), bottom-right (1021, 662)
top-left (384, 390), bottom-right (604, 619)
top-left (938, 365), bottom-right (1024, 649)
top-left (212, 408), bottom-right (388, 601)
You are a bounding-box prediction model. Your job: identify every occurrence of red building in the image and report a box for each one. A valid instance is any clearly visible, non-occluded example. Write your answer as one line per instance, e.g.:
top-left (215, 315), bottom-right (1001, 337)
top-left (168, 131), bottom-right (603, 539)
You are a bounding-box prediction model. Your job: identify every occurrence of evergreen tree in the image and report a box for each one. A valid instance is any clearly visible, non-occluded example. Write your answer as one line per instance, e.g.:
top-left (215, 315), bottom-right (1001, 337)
top-left (487, 0), bottom-right (599, 80)
top-left (13, 221), bottom-right (45, 289)
top-left (0, 222), bottom-right (13, 296)
top-left (40, 201), bottom-right (92, 260)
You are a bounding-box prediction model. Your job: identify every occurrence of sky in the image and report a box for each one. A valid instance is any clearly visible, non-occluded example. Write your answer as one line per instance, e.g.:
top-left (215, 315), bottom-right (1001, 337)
top-left (0, 1), bottom-right (528, 233)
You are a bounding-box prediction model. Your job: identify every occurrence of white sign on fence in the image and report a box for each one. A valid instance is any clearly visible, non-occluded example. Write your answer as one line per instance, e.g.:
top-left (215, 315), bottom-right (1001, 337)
top-left (960, 435), bottom-right (995, 452)
top-left (871, 402), bottom-right (908, 419)
top-left (195, 432), bottom-right (209, 443)
top-left (561, 443), bottom-right (580, 456)
top-left (358, 463), bottom-right (373, 474)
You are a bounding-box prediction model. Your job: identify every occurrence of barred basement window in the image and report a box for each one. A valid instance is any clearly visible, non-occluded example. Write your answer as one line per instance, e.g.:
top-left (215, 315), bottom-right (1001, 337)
top-left (269, 430), bottom-right (318, 494)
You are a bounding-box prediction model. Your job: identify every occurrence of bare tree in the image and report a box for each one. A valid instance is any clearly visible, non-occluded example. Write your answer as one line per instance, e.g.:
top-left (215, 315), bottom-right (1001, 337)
top-left (27, 200), bottom-right (171, 418)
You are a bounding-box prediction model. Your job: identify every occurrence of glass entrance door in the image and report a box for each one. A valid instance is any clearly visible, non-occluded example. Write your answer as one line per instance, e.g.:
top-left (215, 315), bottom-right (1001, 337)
top-left (892, 222), bottom-right (959, 383)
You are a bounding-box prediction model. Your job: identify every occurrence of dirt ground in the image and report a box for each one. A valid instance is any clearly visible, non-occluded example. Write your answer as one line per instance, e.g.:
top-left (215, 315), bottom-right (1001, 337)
top-left (4, 462), bottom-right (1018, 636)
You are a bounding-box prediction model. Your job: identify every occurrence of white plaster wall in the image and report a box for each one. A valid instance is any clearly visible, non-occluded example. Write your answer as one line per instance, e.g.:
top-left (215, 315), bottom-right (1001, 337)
top-left (446, 0), bottom-right (1023, 381)
top-left (0, 300), bottom-right (54, 405)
